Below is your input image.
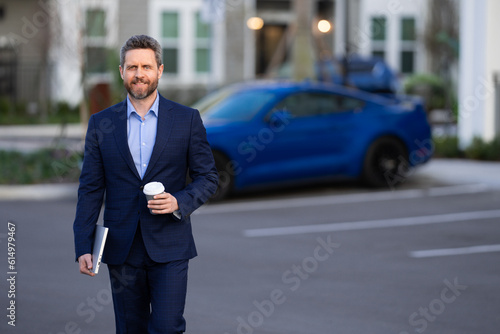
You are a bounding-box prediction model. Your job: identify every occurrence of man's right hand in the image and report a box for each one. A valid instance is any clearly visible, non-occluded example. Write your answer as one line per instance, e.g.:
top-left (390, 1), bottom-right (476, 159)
top-left (78, 254), bottom-right (95, 277)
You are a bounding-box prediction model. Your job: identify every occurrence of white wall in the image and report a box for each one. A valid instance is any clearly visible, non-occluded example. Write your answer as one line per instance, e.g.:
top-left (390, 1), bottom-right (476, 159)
top-left (484, 0), bottom-right (500, 140)
top-left (458, 0), bottom-right (500, 147)
top-left (49, 1), bottom-right (84, 107)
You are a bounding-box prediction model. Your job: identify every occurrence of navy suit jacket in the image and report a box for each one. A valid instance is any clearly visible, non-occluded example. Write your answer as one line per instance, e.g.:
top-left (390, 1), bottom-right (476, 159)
top-left (73, 94), bottom-right (218, 265)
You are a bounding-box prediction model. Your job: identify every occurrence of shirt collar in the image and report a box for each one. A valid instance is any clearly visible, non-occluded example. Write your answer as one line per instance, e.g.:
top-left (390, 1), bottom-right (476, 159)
top-left (126, 92), bottom-right (160, 119)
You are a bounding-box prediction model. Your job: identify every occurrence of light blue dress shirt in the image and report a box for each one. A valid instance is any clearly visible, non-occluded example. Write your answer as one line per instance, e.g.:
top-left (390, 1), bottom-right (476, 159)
top-left (127, 94), bottom-right (159, 179)
top-left (126, 93), bottom-right (181, 218)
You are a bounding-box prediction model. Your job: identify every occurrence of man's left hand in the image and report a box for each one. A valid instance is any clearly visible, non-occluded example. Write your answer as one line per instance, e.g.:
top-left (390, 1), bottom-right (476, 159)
top-left (148, 193), bottom-right (179, 214)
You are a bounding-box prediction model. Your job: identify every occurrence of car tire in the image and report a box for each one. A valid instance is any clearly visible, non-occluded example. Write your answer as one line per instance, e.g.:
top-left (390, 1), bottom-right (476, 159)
top-left (362, 137), bottom-right (409, 188)
top-left (211, 152), bottom-right (234, 201)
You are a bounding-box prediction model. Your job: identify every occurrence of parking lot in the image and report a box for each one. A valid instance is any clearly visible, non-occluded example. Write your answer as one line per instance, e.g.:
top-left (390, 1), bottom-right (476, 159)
top-left (0, 159), bottom-right (499, 334)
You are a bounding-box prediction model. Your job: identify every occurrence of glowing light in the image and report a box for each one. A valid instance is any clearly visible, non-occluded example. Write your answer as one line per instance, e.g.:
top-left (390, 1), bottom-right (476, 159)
top-left (247, 17), bottom-right (264, 30)
top-left (318, 20), bottom-right (332, 33)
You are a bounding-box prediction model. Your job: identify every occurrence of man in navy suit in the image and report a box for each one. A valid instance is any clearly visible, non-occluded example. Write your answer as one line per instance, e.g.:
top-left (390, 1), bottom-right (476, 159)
top-left (73, 35), bottom-right (218, 334)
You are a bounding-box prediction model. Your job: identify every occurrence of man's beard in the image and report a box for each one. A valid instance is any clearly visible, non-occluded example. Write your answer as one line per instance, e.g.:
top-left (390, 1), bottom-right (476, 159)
top-left (125, 77), bottom-right (158, 100)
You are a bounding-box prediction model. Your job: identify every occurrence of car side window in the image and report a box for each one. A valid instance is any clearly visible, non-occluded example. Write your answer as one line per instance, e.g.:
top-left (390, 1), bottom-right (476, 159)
top-left (338, 96), bottom-right (365, 112)
top-left (271, 92), bottom-right (364, 118)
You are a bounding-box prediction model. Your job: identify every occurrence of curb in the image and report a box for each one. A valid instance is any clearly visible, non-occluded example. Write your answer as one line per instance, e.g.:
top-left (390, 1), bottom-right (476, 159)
top-left (0, 183), bottom-right (78, 201)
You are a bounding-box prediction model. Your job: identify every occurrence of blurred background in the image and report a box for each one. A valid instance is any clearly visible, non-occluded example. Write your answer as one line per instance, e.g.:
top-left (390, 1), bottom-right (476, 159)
top-left (0, 0), bottom-right (499, 185)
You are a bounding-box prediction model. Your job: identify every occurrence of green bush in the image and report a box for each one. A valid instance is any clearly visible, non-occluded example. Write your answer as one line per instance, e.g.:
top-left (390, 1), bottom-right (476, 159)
top-left (432, 136), bottom-right (500, 161)
top-left (433, 136), bottom-right (463, 158)
top-left (0, 98), bottom-right (80, 125)
top-left (404, 73), bottom-right (446, 111)
top-left (464, 137), bottom-right (500, 161)
top-left (0, 149), bottom-right (82, 184)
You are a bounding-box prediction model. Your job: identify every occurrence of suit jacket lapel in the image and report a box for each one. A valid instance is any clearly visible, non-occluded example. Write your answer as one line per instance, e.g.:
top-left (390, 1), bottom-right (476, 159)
top-left (112, 101), bottom-right (141, 180)
top-left (143, 96), bottom-right (174, 180)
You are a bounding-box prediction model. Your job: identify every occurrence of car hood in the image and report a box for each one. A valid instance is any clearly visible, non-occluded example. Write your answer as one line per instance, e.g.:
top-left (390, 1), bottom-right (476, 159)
top-left (203, 119), bottom-right (249, 133)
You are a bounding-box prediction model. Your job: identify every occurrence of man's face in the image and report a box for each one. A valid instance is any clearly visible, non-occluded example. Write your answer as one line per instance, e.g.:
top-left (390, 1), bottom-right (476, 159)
top-left (120, 49), bottom-right (164, 100)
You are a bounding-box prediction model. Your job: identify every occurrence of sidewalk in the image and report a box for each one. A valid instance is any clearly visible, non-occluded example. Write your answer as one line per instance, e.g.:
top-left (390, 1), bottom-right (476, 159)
top-left (0, 158), bottom-right (499, 201)
top-left (414, 158), bottom-right (500, 188)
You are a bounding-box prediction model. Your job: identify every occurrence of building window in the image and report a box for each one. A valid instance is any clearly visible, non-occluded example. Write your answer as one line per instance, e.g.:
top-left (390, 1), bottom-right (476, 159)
top-left (86, 47), bottom-right (108, 73)
top-left (85, 9), bottom-right (107, 73)
top-left (161, 12), bottom-right (179, 74)
top-left (401, 18), bottom-right (416, 41)
top-left (86, 9), bottom-right (106, 37)
top-left (162, 12), bottom-right (179, 38)
top-left (372, 51), bottom-right (385, 60)
top-left (401, 51), bottom-right (414, 74)
top-left (400, 17), bottom-right (416, 74)
top-left (371, 17), bottom-right (386, 41)
top-left (195, 12), bottom-right (210, 73)
top-left (371, 16), bottom-right (386, 60)
top-left (163, 48), bottom-right (178, 74)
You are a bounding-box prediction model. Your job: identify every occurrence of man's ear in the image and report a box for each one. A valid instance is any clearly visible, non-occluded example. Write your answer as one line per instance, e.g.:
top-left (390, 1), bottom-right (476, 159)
top-left (158, 64), bottom-right (164, 80)
top-left (119, 65), bottom-right (124, 80)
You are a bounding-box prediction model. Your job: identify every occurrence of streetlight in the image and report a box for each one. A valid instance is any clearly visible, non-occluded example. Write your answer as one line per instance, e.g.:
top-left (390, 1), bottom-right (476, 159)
top-left (317, 19), bottom-right (332, 34)
top-left (247, 17), bottom-right (264, 30)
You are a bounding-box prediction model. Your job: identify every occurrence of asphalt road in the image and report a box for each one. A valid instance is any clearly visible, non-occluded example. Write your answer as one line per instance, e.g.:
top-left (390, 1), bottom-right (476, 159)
top-left (0, 177), bottom-right (499, 334)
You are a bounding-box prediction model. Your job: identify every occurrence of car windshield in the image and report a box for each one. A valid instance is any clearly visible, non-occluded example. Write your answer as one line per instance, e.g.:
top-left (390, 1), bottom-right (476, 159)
top-left (196, 89), bottom-right (276, 122)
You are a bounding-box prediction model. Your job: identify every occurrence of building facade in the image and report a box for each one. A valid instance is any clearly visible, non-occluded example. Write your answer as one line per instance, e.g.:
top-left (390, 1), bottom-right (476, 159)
top-left (0, 0), bottom-right (53, 112)
top-left (3, 0), bottom-right (498, 146)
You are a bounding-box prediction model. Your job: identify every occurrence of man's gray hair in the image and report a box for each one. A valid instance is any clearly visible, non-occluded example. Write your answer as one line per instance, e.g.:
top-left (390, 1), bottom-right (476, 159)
top-left (120, 35), bottom-right (163, 67)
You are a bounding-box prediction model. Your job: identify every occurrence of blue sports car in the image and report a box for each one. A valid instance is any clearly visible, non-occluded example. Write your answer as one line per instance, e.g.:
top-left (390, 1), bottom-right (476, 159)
top-left (194, 81), bottom-right (432, 200)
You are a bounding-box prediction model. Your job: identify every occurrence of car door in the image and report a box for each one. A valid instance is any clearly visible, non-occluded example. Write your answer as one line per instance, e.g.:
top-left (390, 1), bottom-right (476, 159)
top-left (244, 90), bottom-right (365, 185)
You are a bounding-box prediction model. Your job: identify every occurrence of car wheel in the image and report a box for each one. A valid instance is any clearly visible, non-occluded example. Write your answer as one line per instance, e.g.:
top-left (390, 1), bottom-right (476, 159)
top-left (362, 137), bottom-right (409, 188)
top-left (211, 152), bottom-right (234, 201)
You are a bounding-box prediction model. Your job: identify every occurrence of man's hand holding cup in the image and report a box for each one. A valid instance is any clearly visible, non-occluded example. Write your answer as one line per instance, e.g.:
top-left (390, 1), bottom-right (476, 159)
top-left (143, 182), bottom-right (179, 215)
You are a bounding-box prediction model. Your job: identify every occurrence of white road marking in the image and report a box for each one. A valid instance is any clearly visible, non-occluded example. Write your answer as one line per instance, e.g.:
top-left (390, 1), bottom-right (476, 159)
top-left (409, 244), bottom-right (500, 258)
top-left (243, 209), bottom-right (500, 237)
top-left (195, 184), bottom-right (489, 215)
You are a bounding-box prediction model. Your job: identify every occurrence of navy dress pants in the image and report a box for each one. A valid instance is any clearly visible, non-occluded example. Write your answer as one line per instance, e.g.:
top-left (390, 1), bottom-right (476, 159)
top-left (108, 225), bottom-right (189, 334)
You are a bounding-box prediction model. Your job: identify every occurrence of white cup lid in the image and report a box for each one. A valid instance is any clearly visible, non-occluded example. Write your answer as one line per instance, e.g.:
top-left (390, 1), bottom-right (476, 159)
top-left (143, 182), bottom-right (165, 195)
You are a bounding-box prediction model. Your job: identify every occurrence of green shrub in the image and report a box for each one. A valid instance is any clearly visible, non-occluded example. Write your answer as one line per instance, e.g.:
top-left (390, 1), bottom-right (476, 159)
top-left (48, 101), bottom-right (80, 124)
top-left (0, 149), bottom-right (82, 184)
top-left (0, 97), bottom-right (12, 115)
top-left (404, 73), bottom-right (446, 111)
top-left (432, 136), bottom-right (463, 158)
top-left (464, 137), bottom-right (500, 161)
top-left (0, 98), bottom-right (80, 125)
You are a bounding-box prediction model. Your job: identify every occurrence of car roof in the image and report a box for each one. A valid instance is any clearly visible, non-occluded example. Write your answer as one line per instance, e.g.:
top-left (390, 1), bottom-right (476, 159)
top-left (224, 80), bottom-right (395, 105)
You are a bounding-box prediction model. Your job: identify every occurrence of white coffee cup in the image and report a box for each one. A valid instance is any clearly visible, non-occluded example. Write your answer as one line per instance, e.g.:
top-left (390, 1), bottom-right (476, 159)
top-left (143, 182), bottom-right (165, 215)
